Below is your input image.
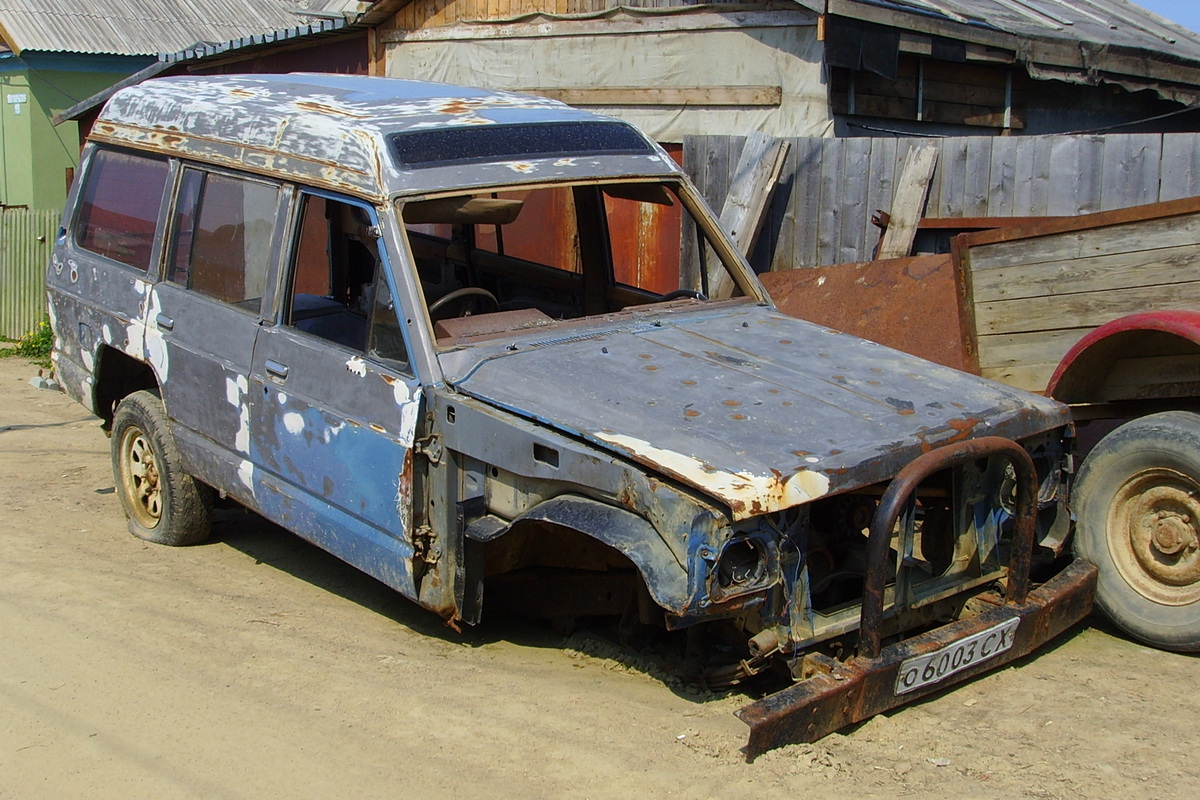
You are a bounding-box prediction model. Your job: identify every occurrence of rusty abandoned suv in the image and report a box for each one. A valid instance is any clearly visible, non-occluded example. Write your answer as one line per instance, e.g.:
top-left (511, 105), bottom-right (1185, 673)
top-left (47, 75), bottom-right (1096, 755)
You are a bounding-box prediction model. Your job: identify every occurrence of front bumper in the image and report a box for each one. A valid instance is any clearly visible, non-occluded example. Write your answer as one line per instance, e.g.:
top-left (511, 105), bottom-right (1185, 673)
top-left (737, 558), bottom-right (1096, 758)
top-left (736, 435), bottom-right (1096, 758)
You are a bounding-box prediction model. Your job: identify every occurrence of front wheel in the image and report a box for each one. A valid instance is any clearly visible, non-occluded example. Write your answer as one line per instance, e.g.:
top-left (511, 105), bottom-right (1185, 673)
top-left (111, 391), bottom-right (213, 546)
top-left (1073, 411), bottom-right (1200, 651)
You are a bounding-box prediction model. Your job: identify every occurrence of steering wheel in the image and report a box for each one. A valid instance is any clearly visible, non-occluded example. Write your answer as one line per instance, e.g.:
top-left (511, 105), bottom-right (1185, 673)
top-left (428, 287), bottom-right (500, 319)
top-left (660, 288), bottom-right (708, 302)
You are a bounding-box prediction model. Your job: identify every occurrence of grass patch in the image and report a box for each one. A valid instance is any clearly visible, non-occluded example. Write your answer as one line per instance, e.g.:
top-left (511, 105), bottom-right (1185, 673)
top-left (1, 317), bottom-right (54, 369)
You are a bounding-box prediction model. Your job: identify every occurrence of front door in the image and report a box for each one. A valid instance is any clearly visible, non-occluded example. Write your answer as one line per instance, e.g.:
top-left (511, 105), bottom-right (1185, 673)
top-left (248, 191), bottom-right (423, 599)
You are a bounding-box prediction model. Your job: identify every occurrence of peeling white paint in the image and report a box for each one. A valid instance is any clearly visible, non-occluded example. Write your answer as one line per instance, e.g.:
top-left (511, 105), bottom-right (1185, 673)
top-left (594, 431), bottom-right (831, 518)
top-left (143, 288), bottom-right (168, 377)
top-left (321, 420), bottom-right (346, 444)
top-left (345, 356), bottom-right (367, 377)
top-left (237, 459), bottom-right (255, 492)
top-left (506, 162), bottom-right (536, 174)
top-left (276, 391), bottom-right (288, 404)
top-left (283, 412), bottom-right (305, 435)
top-left (224, 374), bottom-right (250, 454)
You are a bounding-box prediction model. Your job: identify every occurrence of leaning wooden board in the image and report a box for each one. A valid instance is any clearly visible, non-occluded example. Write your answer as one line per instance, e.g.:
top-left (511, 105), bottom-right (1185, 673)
top-left (764, 196), bottom-right (1200, 394)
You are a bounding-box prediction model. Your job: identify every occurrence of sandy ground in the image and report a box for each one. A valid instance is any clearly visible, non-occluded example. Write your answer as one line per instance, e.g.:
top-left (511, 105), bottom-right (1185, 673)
top-left (1, 351), bottom-right (1197, 799)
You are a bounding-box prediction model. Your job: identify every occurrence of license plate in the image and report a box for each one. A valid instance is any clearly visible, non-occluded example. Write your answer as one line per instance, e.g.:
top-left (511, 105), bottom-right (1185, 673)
top-left (894, 617), bottom-right (1020, 695)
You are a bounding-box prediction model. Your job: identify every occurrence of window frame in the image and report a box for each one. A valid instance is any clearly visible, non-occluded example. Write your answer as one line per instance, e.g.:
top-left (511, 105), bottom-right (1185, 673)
top-left (162, 163), bottom-right (285, 317)
top-left (71, 145), bottom-right (173, 275)
top-left (280, 187), bottom-right (415, 373)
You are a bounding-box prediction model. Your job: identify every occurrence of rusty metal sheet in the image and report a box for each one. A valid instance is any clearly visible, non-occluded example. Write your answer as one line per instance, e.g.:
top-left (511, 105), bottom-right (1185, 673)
top-left (736, 558), bottom-right (1098, 759)
top-left (760, 254), bottom-right (977, 374)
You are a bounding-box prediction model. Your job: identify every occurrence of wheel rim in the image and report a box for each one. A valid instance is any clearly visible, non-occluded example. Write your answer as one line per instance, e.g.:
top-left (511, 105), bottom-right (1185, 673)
top-left (1107, 468), bottom-right (1200, 606)
top-left (118, 425), bottom-right (162, 529)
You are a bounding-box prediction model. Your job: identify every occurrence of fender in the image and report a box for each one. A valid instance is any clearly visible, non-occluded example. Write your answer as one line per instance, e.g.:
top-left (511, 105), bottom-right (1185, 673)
top-left (1047, 311), bottom-right (1200, 404)
top-left (477, 494), bottom-right (692, 613)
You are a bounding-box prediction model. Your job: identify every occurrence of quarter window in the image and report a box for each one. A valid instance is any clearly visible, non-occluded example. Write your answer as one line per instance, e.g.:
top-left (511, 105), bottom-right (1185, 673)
top-left (74, 148), bottom-right (169, 271)
top-left (167, 168), bottom-right (278, 313)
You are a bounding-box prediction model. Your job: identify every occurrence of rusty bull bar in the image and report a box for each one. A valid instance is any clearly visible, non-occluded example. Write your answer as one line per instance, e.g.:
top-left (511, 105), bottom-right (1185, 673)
top-left (736, 436), bottom-right (1097, 758)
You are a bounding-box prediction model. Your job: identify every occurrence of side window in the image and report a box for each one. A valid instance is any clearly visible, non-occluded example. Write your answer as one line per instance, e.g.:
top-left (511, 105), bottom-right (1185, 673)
top-left (167, 168), bottom-right (279, 313)
top-left (75, 148), bottom-right (169, 271)
top-left (286, 194), bottom-right (409, 367)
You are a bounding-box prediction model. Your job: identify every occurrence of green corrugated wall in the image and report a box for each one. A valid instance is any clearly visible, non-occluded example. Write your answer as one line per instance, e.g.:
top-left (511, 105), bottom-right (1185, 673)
top-left (0, 207), bottom-right (57, 339)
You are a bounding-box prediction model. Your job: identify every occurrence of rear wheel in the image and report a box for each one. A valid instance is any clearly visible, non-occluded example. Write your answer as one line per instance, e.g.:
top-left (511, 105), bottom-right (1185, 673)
top-left (1073, 411), bottom-right (1200, 651)
top-left (111, 391), bottom-right (213, 546)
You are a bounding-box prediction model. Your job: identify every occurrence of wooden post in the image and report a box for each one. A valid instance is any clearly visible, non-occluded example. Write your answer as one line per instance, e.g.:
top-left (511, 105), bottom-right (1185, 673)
top-left (709, 133), bottom-right (791, 298)
top-left (877, 145), bottom-right (939, 260)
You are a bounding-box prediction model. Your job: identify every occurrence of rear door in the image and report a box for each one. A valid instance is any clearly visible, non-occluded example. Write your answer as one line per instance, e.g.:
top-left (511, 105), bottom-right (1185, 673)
top-left (247, 190), bottom-right (423, 598)
top-left (152, 165), bottom-right (283, 491)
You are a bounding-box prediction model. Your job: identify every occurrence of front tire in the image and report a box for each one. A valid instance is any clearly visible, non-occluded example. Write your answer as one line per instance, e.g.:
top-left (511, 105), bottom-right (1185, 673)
top-left (1074, 411), bottom-right (1200, 651)
top-left (111, 391), bottom-right (213, 546)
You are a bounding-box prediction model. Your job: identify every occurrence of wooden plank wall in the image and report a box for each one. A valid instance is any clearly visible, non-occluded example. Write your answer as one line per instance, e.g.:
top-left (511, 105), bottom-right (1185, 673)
top-left (685, 133), bottom-right (1200, 272)
top-left (389, 0), bottom-right (742, 30)
top-left (967, 209), bottom-right (1200, 391)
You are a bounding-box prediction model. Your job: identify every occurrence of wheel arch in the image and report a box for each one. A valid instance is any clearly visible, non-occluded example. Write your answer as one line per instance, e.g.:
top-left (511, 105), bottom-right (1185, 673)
top-left (94, 344), bottom-right (160, 426)
top-left (484, 494), bottom-right (691, 614)
top-left (1048, 311), bottom-right (1200, 405)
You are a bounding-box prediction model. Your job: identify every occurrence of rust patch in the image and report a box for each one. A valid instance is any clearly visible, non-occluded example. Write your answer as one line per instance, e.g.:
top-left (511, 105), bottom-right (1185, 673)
top-left (684, 409), bottom-right (701, 418)
top-left (438, 99), bottom-right (483, 115)
top-left (644, 365), bottom-right (659, 371)
top-left (723, 400), bottom-right (741, 407)
top-left (294, 100), bottom-right (360, 117)
top-left (682, 379), bottom-right (697, 386)
top-left (731, 413), bottom-right (747, 420)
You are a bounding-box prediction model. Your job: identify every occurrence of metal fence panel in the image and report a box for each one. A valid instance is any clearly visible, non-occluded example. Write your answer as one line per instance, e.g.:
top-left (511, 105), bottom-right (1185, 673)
top-left (0, 208), bottom-right (57, 340)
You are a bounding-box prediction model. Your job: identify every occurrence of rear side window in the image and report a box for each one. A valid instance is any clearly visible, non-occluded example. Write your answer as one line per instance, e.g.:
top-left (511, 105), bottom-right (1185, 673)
top-left (167, 168), bottom-right (279, 313)
top-left (74, 148), bottom-right (169, 271)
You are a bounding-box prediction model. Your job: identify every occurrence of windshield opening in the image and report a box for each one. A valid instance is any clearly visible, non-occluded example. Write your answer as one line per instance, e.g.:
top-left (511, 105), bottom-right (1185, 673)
top-left (398, 181), bottom-right (749, 345)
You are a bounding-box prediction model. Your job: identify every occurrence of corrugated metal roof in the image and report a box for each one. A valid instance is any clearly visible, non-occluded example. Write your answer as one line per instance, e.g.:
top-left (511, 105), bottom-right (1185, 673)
top-left (835, 0), bottom-right (1200, 62)
top-left (0, 0), bottom-right (311, 56)
top-left (162, 16), bottom-right (349, 63)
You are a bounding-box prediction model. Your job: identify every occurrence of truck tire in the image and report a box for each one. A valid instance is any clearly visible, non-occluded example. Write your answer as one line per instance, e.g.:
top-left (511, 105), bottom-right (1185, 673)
top-left (1073, 411), bottom-right (1200, 651)
top-left (111, 390), bottom-right (213, 546)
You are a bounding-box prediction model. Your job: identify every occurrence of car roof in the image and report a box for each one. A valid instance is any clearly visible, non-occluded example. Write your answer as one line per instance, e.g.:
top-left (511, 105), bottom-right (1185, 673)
top-left (89, 74), bottom-right (682, 201)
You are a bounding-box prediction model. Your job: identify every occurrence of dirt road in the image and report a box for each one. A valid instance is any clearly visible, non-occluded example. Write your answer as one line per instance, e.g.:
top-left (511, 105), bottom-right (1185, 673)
top-left (1, 352), bottom-right (1195, 799)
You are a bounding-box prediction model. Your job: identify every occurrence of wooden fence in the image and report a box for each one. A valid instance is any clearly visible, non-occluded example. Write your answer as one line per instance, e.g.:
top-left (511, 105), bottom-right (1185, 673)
top-left (684, 132), bottom-right (1200, 271)
top-left (0, 207), bottom-right (57, 340)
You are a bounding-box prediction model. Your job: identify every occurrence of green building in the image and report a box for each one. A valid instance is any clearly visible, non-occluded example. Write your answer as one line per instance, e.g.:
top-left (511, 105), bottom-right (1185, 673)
top-left (0, 48), bottom-right (149, 210)
top-left (0, 1), bottom-right (309, 211)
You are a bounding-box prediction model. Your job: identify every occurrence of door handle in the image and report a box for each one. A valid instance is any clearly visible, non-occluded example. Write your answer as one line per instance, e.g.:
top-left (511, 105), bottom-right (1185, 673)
top-left (265, 360), bottom-right (290, 380)
top-left (155, 313), bottom-right (175, 330)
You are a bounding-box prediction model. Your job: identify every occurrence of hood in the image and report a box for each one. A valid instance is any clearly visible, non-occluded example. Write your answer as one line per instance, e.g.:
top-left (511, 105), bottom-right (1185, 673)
top-left (439, 304), bottom-right (1070, 519)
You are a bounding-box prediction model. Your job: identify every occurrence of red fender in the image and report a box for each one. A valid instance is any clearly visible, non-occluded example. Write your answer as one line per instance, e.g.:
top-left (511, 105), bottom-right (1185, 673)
top-left (1047, 311), bottom-right (1200, 403)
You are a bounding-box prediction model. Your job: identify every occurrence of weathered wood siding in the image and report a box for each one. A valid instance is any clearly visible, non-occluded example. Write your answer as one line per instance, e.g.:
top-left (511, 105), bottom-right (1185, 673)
top-left (686, 133), bottom-right (1200, 272)
top-left (963, 204), bottom-right (1200, 391)
top-left (388, 0), bottom-right (757, 30)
